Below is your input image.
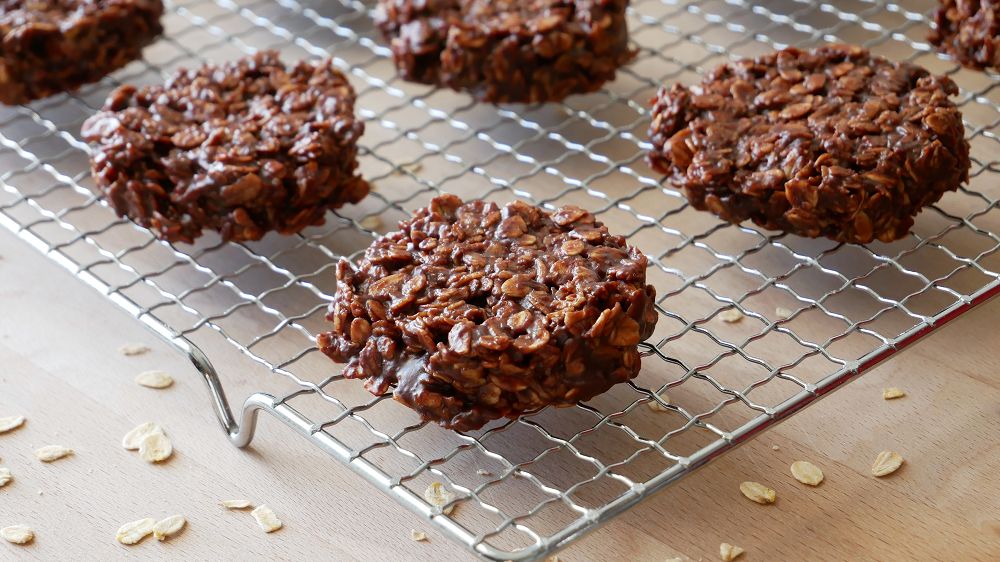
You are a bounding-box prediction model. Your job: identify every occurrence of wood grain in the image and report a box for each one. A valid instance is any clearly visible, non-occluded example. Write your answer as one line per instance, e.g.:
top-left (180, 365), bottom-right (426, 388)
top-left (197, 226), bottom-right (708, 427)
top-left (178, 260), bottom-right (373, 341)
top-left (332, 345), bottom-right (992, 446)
top-left (1, 229), bottom-right (998, 561)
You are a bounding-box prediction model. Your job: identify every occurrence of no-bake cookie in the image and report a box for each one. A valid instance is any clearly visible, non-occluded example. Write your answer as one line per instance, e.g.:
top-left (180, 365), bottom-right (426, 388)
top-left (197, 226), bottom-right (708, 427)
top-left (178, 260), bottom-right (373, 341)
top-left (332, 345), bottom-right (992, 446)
top-left (317, 194), bottom-right (658, 431)
top-left (0, 0), bottom-right (164, 105)
top-left (647, 44), bottom-right (969, 244)
top-left (82, 51), bottom-right (370, 243)
top-left (373, 0), bottom-right (634, 103)
top-left (930, 0), bottom-right (1000, 71)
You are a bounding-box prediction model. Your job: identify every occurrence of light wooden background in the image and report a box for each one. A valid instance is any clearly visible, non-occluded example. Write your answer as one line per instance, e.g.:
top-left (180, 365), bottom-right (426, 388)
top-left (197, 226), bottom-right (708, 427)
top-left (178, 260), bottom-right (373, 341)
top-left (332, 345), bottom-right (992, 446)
top-left (1, 228), bottom-right (998, 561)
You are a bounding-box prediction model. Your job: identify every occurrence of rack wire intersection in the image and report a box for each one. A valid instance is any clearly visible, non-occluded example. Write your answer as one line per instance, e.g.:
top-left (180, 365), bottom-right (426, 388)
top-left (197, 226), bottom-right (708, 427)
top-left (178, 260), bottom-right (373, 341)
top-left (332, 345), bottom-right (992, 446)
top-left (2, 0), bottom-right (1000, 559)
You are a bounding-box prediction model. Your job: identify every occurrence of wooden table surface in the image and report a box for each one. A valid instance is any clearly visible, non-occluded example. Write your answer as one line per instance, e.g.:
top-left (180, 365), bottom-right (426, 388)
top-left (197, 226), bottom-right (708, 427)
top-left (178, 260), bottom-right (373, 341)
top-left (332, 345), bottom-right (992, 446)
top-left (1, 228), bottom-right (998, 561)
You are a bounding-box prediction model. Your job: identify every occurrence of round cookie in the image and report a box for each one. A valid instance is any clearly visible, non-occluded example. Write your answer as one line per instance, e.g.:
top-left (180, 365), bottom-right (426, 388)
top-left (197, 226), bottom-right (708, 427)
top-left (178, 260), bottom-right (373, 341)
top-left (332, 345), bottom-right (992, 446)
top-left (82, 51), bottom-right (369, 243)
top-left (0, 0), bottom-right (164, 105)
top-left (373, 0), bottom-right (635, 103)
top-left (647, 44), bottom-right (970, 244)
top-left (317, 194), bottom-right (658, 431)
top-left (930, 1), bottom-right (1000, 71)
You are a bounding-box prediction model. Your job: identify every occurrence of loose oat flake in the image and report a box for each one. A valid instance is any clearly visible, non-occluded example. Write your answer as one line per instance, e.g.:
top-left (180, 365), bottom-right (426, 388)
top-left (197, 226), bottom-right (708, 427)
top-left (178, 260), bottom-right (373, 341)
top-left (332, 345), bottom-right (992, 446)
top-left (790, 460), bottom-right (824, 486)
top-left (396, 161), bottom-right (423, 175)
top-left (719, 308), bottom-right (744, 323)
top-left (409, 529), bottom-right (427, 542)
top-left (153, 515), bottom-right (186, 540)
top-left (1, 525), bottom-right (34, 545)
top-left (0, 415), bottom-right (25, 434)
top-left (116, 518), bottom-right (156, 545)
top-left (871, 450), bottom-right (904, 477)
top-left (251, 505), bottom-right (282, 533)
top-left (775, 306), bottom-right (793, 320)
top-left (647, 394), bottom-right (671, 412)
top-left (0, 467), bottom-right (11, 487)
top-left (119, 344), bottom-right (150, 356)
top-left (122, 422), bottom-right (163, 450)
top-left (359, 215), bottom-right (382, 231)
top-left (423, 481), bottom-right (456, 515)
top-left (882, 387), bottom-right (906, 400)
top-left (739, 481), bottom-right (776, 504)
top-left (138, 431), bottom-right (173, 463)
top-left (719, 542), bottom-right (745, 561)
top-left (35, 445), bottom-right (73, 462)
top-left (135, 370), bottom-right (174, 389)
top-left (221, 499), bottom-right (253, 509)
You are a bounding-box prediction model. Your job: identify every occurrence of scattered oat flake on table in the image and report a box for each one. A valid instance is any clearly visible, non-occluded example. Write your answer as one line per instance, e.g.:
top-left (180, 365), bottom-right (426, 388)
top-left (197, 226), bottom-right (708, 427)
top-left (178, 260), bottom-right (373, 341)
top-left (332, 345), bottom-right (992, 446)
top-left (122, 421), bottom-right (163, 450)
top-left (775, 306), bottom-right (793, 319)
top-left (646, 394), bottom-right (671, 412)
top-left (719, 308), bottom-right (744, 323)
top-left (251, 505), bottom-right (283, 533)
top-left (424, 481), bottom-right (456, 515)
top-left (719, 542), bottom-right (745, 561)
top-left (116, 518), bottom-right (156, 545)
top-left (739, 481), bottom-right (776, 504)
top-left (0, 467), bottom-right (11, 487)
top-left (871, 450), bottom-right (904, 477)
top-left (882, 387), bottom-right (906, 400)
top-left (153, 515), bottom-right (186, 540)
top-left (1, 525), bottom-right (34, 545)
top-left (359, 215), bottom-right (382, 230)
top-left (135, 370), bottom-right (174, 389)
top-left (138, 431), bottom-right (172, 463)
top-left (409, 529), bottom-right (427, 542)
top-left (0, 415), bottom-right (25, 434)
top-left (476, 469), bottom-right (492, 476)
top-left (119, 343), bottom-right (150, 356)
top-left (35, 445), bottom-right (73, 462)
top-left (790, 460), bottom-right (824, 486)
top-left (771, 444), bottom-right (780, 451)
top-left (221, 499), bottom-right (253, 509)
top-left (396, 161), bottom-right (423, 175)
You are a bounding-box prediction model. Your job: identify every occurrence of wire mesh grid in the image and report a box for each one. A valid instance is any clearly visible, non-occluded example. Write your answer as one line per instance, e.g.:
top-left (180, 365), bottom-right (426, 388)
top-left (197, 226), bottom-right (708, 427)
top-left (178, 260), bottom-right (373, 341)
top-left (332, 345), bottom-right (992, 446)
top-left (2, 0), bottom-right (1000, 559)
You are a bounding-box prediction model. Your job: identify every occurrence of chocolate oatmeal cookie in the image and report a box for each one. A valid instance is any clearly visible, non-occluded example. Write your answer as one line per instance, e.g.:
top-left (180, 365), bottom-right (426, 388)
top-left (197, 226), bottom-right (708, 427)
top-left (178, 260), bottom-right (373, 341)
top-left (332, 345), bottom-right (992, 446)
top-left (82, 51), bottom-right (370, 243)
top-left (373, 0), bottom-right (634, 103)
top-left (0, 0), bottom-right (164, 105)
top-left (647, 44), bottom-right (970, 244)
top-left (930, 0), bottom-right (1000, 71)
top-left (317, 194), bottom-right (658, 431)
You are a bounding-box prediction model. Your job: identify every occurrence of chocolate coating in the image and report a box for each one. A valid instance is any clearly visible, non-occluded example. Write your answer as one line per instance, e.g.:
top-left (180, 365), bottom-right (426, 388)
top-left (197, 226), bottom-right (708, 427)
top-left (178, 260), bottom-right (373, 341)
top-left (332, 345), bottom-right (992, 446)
top-left (930, 0), bottom-right (1000, 71)
top-left (647, 44), bottom-right (970, 244)
top-left (374, 0), bottom-right (634, 103)
top-left (317, 194), bottom-right (658, 431)
top-left (0, 0), bottom-right (164, 104)
top-left (82, 51), bottom-right (370, 243)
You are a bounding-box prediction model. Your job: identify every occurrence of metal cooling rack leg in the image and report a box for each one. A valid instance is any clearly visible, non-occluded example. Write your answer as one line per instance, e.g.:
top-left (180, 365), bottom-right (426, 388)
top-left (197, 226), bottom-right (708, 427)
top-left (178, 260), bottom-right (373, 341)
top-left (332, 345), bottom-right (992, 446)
top-left (178, 336), bottom-right (272, 448)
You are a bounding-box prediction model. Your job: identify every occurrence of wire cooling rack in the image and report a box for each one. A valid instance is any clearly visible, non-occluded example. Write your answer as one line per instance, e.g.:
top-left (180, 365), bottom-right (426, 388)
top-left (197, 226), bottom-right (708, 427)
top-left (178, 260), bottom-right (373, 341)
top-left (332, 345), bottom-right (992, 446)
top-left (3, 0), bottom-right (1000, 559)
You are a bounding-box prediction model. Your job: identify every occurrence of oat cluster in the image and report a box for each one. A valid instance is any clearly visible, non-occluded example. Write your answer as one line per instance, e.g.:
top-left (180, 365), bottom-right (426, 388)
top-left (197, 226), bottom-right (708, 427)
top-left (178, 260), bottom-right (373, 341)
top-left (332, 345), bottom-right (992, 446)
top-left (82, 51), bottom-right (369, 243)
top-left (318, 194), bottom-right (658, 430)
top-left (374, 0), bottom-right (634, 103)
top-left (648, 44), bottom-right (969, 243)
